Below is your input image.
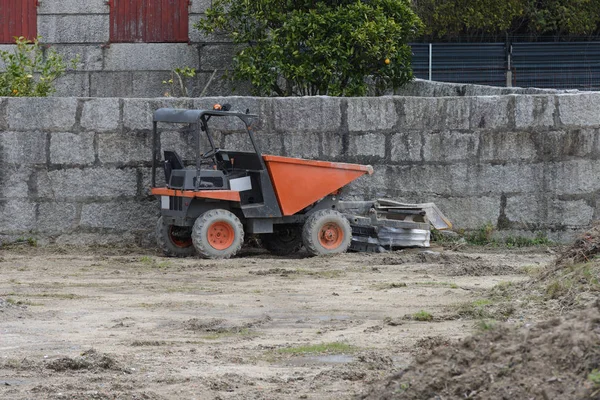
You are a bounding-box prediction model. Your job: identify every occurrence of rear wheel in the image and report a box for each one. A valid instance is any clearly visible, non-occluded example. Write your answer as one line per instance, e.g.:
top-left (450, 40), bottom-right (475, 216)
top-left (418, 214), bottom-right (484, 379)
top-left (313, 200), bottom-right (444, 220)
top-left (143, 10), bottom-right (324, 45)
top-left (262, 224), bottom-right (303, 255)
top-left (156, 216), bottom-right (195, 257)
top-left (192, 209), bottom-right (244, 259)
top-left (302, 210), bottom-right (352, 256)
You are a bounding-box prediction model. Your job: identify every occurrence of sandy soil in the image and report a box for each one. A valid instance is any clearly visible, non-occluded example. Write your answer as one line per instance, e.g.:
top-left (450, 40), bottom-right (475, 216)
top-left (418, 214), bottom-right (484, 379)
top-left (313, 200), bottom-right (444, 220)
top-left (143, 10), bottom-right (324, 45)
top-left (0, 246), bottom-right (553, 400)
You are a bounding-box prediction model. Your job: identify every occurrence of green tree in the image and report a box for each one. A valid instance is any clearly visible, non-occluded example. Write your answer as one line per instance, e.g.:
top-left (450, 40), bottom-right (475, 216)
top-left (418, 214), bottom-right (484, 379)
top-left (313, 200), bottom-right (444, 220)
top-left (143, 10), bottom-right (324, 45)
top-left (412, 0), bottom-right (600, 41)
top-left (526, 0), bottom-right (600, 36)
top-left (196, 0), bottom-right (423, 96)
top-left (412, 0), bottom-right (524, 39)
top-left (0, 36), bottom-right (78, 97)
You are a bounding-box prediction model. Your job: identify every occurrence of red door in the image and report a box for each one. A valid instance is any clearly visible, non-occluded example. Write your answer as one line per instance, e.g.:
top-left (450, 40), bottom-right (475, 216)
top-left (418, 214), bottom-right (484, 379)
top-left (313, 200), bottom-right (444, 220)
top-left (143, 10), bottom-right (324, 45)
top-left (0, 0), bottom-right (37, 44)
top-left (109, 0), bottom-right (189, 43)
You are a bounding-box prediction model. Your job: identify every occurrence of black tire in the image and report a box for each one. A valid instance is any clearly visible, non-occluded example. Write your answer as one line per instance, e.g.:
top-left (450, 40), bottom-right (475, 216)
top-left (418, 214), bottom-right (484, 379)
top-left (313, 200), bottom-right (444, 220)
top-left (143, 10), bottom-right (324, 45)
top-left (192, 209), bottom-right (244, 259)
top-left (262, 224), bottom-right (303, 256)
top-left (302, 210), bottom-right (352, 256)
top-left (156, 216), bottom-right (196, 258)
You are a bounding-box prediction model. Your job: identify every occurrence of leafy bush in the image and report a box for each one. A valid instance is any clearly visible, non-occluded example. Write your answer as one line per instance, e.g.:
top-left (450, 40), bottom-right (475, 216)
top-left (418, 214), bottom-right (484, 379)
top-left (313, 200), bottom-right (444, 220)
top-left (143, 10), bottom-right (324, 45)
top-left (196, 0), bottom-right (422, 96)
top-left (0, 36), bottom-right (78, 97)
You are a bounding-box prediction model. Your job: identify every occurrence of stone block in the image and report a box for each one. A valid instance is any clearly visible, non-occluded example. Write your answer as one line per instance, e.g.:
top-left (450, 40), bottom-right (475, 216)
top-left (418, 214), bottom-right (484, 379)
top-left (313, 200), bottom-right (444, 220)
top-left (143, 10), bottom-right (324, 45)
top-left (47, 168), bottom-right (138, 200)
top-left (470, 96), bottom-right (512, 130)
top-left (7, 98), bottom-right (77, 131)
top-left (161, 130), bottom-right (203, 161)
top-left (401, 97), bottom-right (470, 130)
top-left (141, 167), bottom-right (166, 195)
top-left (515, 95), bottom-right (556, 129)
top-left (51, 44), bottom-right (103, 71)
top-left (558, 93), bottom-right (600, 127)
top-left (37, 202), bottom-right (78, 233)
top-left (190, 0), bottom-right (212, 14)
top-left (50, 132), bottom-right (95, 165)
top-left (38, 0), bottom-right (108, 14)
top-left (421, 131), bottom-right (479, 162)
top-left (105, 44), bottom-right (199, 71)
top-left (0, 131), bottom-right (47, 165)
top-left (192, 96), bottom-right (267, 132)
top-left (132, 71), bottom-right (176, 98)
top-left (38, 15), bottom-right (109, 43)
top-left (80, 201), bottom-right (158, 231)
top-left (0, 98), bottom-right (6, 130)
top-left (0, 166), bottom-right (32, 199)
top-left (222, 132), bottom-right (282, 155)
top-left (0, 45), bottom-right (15, 71)
top-left (505, 194), bottom-right (545, 225)
top-left (348, 133), bottom-right (386, 158)
top-left (273, 97), bottom-right (341, 132)
top-left (0, 200), bottom-right (37, 233)
top-left (548, 199), bottom-right (594, 227)
top-left (343, 166), bottom-right (388, 199)
top-left (429, 196), bottom-right (501, 230)
top-left (189, 15), bottom-right (231, 43)
top-left (283, 132), bottom-right (320, 158)
top-left (542, 129), bottom-right (595, 160)
top-left (189, 71), bottom-right (252, 97)
top-left (123, 98), bottom-right (192, 131)
top-left (81, 98), bottom-right (121, 132)
top-left (347, 97), bottom-right (396, 132)
top-left (390, 132), bottom-right (422, 162)
top-left (386, 164), bottom-right (469, 196)
top-left (321, 132), bottom-right (343, 160)
top-left (473, 163), bottom-right (544, 195)
top-left (53, 71), bottom-right (91, 97)
top-left (480, 131), bottom-right (537, 162)
top-left (199, 44), bottom-right (237, 71)
top-left (90, 72), bottom-right (134, 97)
top-left (547, 160), bottom-right (600, 195)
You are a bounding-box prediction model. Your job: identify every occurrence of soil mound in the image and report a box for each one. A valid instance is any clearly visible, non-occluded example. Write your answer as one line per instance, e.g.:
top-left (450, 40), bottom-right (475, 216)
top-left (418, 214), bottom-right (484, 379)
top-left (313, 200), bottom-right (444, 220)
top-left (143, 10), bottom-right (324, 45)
top-left (46, 349), bottom-right (128, 373)
top-left (556, 222), bottom-right (600, 266)
top-left (361, 302), bottom-right (600, 399)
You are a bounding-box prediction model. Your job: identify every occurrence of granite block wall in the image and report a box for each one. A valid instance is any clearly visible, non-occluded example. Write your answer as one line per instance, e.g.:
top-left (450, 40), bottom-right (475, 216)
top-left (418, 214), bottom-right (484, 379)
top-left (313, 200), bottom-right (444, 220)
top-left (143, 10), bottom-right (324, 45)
top-left (1, 93), bottom-right (599, 245)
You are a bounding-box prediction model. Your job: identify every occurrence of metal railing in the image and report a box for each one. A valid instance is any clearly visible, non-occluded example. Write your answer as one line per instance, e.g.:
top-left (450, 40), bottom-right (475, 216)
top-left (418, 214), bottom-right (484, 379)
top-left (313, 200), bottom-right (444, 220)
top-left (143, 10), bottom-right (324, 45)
top-left (411, 42), bottom-right (600, 90)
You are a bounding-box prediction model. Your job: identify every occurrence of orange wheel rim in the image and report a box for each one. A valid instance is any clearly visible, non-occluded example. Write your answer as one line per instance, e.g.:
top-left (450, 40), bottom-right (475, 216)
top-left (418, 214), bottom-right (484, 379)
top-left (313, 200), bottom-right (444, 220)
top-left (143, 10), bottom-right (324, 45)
top-left (207, 221), bottom-right (235, 250)
top-left (318, 223), bottom-right (344, 250)
top-left (169, 227), bottom-right (192, 248)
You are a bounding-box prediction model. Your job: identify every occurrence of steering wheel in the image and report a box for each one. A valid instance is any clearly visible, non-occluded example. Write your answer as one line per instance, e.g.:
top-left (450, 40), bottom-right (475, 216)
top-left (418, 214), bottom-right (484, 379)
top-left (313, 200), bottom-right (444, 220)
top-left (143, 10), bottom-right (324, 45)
top-left (201, 148), bottom-right (220, 159)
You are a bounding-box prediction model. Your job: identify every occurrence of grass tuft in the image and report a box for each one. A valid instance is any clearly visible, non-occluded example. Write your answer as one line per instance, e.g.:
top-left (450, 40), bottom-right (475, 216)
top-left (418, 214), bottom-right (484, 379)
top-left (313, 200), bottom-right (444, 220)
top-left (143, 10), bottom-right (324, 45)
top-left (412, 310), bottom-right (434, 321)
top-left (277, 342), bottom-right (356, 355)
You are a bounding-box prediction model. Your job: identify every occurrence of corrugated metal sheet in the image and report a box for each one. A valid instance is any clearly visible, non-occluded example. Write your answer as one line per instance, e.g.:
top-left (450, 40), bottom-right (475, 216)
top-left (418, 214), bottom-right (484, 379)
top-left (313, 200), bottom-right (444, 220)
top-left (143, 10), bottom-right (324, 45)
top-left (411, 43), bottom-right (506, 86)
top-left (109, 0), bottom-right (189, 43)
top-left (512, 42), bottom-right (600, 90)
top-left (0, 0), bottom-right (37, 44)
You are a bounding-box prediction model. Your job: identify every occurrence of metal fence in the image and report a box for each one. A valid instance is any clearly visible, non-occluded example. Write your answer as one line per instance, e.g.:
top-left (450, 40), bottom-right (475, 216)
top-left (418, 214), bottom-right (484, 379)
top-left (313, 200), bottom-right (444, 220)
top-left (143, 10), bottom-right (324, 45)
top-left (411, 42), bottom-right (600, 90)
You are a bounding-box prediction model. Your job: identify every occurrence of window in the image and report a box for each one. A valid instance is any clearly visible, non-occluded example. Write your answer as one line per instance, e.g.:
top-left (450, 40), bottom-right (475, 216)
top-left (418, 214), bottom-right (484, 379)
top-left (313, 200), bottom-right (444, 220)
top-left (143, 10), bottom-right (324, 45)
top-left (109, 0), bottom-right (189, 43)
top-left (0, 0), bottom-right (37, 44)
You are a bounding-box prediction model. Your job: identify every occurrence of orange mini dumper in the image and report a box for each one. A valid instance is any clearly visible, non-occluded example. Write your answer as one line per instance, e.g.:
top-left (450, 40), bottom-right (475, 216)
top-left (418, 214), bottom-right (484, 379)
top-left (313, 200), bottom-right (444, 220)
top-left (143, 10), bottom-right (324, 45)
top-left (150, 106), bottom-right (451, 259)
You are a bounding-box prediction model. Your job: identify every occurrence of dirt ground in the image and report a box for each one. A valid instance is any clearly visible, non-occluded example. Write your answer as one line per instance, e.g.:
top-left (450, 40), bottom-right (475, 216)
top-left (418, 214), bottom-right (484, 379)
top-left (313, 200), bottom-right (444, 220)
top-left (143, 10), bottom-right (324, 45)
top-left (0, 245), bottom-right (553, 400)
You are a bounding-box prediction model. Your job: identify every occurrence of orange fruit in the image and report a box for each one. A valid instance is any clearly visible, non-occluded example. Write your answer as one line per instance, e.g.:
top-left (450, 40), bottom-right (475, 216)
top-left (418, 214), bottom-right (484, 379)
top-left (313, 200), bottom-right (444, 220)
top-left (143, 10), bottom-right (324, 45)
top-left (384, 58), bottom-right (391, 65)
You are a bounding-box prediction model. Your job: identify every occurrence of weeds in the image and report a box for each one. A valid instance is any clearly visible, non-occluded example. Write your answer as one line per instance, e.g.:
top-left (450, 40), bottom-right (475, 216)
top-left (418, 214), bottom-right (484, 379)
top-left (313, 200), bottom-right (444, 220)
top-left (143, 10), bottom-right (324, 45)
top-left (277, 342), bottom-right (356, 355)
top-left (589, 369), bottom-right (600, 386)
top-left (476, 319), bottom-right (497, 331)
top-left (412, 310), bottom-right (434, 321)
top-left (461, 223), bottom-right (552, 247)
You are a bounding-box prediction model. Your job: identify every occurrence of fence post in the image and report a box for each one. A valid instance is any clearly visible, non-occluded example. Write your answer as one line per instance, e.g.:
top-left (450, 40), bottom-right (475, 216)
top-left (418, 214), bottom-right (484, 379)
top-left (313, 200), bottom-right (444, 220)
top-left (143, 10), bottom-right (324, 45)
top-left (505, 37), bottom-right (513, 87)
top-left (428, 43), bottom-right (432, 80)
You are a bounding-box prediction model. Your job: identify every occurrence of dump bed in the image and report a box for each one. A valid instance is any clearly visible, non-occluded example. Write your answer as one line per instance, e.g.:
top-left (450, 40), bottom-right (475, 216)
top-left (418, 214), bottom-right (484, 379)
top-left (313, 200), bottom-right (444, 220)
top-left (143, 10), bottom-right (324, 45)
top-left (263, 155), bottom-right (373, 216)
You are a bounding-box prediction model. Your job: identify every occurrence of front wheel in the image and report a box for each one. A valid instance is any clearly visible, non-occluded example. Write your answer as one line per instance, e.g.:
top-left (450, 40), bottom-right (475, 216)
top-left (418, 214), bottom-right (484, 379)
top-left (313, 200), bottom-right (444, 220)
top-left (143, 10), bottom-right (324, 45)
top-left (302, 210), bottom-right (352, 256)
top-left (156, 216), bottom-right (196, 257)
top-left (192, 209), bottom-right (244, 259)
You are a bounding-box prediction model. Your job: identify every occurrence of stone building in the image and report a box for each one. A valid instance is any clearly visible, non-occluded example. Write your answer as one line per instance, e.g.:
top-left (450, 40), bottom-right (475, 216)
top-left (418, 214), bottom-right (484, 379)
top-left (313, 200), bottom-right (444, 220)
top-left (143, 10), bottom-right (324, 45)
top-left (0, 0), bottom-right (236, 97)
